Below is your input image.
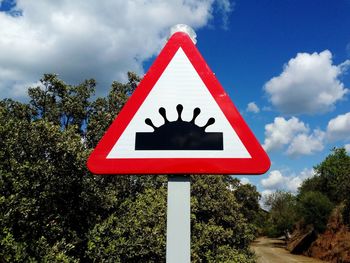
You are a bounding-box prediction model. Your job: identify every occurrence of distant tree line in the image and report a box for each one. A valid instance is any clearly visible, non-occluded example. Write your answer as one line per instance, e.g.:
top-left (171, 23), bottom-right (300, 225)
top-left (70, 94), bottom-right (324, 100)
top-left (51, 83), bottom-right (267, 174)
top-left (264, 147), bottom-right (350, 238)
top-left (0, 73), bottom-right (264, 262)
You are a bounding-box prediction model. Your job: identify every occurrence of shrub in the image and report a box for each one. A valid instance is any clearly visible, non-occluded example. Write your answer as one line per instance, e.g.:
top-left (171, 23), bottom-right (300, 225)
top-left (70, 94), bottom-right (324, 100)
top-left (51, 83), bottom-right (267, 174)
top-left (297, 191), bottom-right (333, 233)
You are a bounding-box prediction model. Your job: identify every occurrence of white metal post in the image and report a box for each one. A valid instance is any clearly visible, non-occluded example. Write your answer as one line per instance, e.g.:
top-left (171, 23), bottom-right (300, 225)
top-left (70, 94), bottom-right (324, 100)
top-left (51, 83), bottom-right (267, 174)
top-left (166, 175), bottom-right (191, 263)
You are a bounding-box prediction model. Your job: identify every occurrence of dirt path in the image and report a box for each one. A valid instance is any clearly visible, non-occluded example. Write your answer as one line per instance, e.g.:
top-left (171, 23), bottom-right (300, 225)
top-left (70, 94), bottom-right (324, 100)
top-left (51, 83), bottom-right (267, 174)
top-left (251, 237), bottom-right (326, 263)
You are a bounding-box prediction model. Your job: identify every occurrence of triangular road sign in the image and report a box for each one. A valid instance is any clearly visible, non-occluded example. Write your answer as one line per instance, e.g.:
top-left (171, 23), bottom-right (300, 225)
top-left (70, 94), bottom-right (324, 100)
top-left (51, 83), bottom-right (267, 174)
top-left (87, 32), bottom-right (270, 175)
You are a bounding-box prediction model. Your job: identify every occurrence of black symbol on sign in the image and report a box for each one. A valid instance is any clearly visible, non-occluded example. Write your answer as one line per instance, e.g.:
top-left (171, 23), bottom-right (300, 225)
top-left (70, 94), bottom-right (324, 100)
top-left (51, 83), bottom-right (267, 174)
top-left (135, 104), bottom-right (223, 150)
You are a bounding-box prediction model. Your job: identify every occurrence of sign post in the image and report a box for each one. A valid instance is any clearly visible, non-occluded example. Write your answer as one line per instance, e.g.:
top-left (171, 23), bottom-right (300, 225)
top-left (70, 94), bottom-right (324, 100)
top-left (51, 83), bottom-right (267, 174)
top-left (87, 24), bottom-right (270, 262)
top-left (166, 175), bottom-right (191, 263)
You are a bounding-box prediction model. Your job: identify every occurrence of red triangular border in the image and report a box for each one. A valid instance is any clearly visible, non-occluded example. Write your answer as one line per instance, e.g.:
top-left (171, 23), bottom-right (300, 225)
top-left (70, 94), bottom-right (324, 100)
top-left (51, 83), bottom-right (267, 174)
top-left (87, 32), bottom-right (270, 175)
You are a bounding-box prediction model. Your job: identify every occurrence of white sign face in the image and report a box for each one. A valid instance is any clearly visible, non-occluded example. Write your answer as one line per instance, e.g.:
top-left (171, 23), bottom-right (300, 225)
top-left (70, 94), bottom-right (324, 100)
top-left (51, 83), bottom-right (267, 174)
top-left (88, 32), bottom-right (270, 175)
top-left (107, 48), bottom-right (251, 159)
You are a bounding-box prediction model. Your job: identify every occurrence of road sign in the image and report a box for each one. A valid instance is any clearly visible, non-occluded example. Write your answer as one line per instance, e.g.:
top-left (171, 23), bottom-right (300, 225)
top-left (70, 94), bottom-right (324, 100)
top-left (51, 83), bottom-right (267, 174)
top-left (87, 31), bottom-right (270, 175)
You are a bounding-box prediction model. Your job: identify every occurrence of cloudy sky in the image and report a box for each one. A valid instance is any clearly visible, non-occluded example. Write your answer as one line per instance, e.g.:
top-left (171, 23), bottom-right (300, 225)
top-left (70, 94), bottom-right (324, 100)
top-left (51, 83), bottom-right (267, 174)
top-left (1, 0), bottom-right (349, 203)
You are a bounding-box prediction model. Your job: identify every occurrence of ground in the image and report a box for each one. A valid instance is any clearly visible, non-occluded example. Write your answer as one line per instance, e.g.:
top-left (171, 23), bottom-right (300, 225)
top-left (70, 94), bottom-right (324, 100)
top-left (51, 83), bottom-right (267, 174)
top-left (251, 237), bottom-right (326, 263)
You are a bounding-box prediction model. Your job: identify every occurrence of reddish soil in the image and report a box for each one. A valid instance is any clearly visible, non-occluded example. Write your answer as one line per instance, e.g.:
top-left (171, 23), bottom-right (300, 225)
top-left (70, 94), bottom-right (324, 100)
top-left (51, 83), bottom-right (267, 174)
top-left (306, 208), bottom-right (350, 263)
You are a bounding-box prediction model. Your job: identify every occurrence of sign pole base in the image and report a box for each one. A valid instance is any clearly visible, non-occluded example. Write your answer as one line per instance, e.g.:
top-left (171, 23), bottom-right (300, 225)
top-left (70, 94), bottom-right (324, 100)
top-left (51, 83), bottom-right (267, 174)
top-left (166, 175), bottom-right (191, 263)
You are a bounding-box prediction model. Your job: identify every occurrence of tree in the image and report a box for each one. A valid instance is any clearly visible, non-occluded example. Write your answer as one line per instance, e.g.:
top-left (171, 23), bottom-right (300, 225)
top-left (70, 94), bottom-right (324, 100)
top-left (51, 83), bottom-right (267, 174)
top-left (87, 188), bottom-right (167, 262)
top-left (28, 73), bottom-right (96, 134)
top-left (86, 72), bottom-right (139, 148)
top-left (264, 191), bottom-right (298, 238)
top-left (0, 73), bottom-right (259, 262)
top-left (233, 182), bottom-right (261, 224)
top-left (191, 175), bottom-right (256, 262)
top-left (296, 191), bottom-right (333, 233)
top-left (87, 175), bottom-right (257, 263)
top-left (299, 148), bottom-right (350, 204)
top-left (299, 147), bottom-right (350, 225)
top-left (0, 75), bottom-right (134, 261)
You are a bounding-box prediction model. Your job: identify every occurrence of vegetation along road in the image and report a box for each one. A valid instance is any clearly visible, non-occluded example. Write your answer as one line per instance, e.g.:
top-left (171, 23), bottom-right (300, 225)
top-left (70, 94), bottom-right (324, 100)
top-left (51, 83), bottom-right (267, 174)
top-left (251, 237), bottom-right (326, 263)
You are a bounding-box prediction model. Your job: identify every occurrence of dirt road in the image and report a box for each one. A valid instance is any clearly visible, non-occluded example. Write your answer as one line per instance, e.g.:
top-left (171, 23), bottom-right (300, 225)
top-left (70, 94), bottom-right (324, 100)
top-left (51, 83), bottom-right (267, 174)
top-left (251, 237), bottom-right (326, 263)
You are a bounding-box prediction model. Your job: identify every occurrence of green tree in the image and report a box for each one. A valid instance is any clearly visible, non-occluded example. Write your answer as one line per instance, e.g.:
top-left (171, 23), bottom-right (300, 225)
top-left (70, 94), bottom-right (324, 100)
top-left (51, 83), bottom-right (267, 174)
top-left (87, 188), bottom-right (167, 262)
top-left (28, 73), bottom-right (95, 134)
top-left (299, 147), bottom-right (350, 225)
top-left (0, 75), bottom-right (132, 261)
top-left (296, 191), bottom-right (333, 233)
top-left (191, 175), bottom-right (256, 263)
top-left (299, 148), bottom-right (350, 204)
top-left (0, 101), bottom-right (106, 261)
top-left (0, 73), bottom-right (259, 262)
top-left (233, 182), bottom-right (261, 224)
top-left (264, 191), bottom-right (298, 238)
top-left (87, 175), bottom-right (257, 263)
top-left (86, 72), bottom-right (139, 148)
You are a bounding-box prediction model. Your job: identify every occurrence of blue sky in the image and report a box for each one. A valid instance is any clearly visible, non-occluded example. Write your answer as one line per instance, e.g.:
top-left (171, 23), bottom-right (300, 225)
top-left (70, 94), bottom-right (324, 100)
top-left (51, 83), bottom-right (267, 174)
top-left (190, 0), bottom-right (350, 198)
top-left (1, 0), bottom-right (349, 200)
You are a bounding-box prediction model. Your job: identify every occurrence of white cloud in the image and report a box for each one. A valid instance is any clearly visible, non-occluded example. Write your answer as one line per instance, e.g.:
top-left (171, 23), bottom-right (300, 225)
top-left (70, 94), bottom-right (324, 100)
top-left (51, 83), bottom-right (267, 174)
top-left (259, 189), bottom-right (273, 209)
top-left (259, 168), bottom-right (315, 208)
top-left (215, 0), bottom-right (234, 29)
top-left (263, 117), bottom-right (308, 152)
top-left (261, 189), bottom-right (273, 197)
top-left (246, 102), bottom-right (260, 113)
top-left (345, 144), bottom-right (350, 154)
top-left (287, 129), bottom-right (325, 157)
top-left (286, 168), bottom-right (315, 193)
top-left (260, 168), bottom-right (315, 193)
top-left (347, 43), bottom-right (350, 56)
top-left (264, 50), bottom-right (349, 115)
top-left (326, 112), bottom-right (350, 141)
top-left (263, 116), bottom-right (325, 156)
top-left (262, 106), bottom-right (272, 111)
top-left (240, 177), bottom-right (250, 185)
top-left (0, 0), bottom-right (233, 99)
top-left (261, 170), bottom-right (284, 189)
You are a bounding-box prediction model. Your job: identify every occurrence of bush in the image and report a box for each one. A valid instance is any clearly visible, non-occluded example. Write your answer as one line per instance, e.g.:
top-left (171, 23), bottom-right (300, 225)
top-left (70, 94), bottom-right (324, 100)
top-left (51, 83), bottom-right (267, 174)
top-left (191, 175), bottom-right (256, 262)
top-left (203, 245), bottom-right (256, 263)
top-left (342, 198), bottom-right (350, 225)
top-left (0, 75), bottom-right (260, 262)
top-left (297, 191), bottom-right (333, 233)
top-left (263, 191), bottom-right (298, 238)
top-left (299, 148), bottom-right (350, 204)
top-left (0, 228), bottom-right (30, 262)
top-left (87, 188), bottom-right (167, 262)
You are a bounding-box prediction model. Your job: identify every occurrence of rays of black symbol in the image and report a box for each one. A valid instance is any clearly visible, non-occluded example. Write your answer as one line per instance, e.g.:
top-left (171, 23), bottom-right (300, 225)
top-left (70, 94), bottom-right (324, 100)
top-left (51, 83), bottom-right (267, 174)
top-left (135, 104), bottom-right (223, 150)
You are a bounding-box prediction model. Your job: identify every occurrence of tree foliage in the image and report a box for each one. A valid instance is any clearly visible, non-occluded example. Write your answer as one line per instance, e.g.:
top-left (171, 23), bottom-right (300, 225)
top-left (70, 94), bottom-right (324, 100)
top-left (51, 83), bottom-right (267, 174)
top-left (233, 183), bottom-right (263, 225)
top-left (264, 191), bottom-right (298, 238)
top-left (191, 175), bottom-right (256, 262)
top-left (296, 191), bottom-right (333, 233)
top-left (264, 148), bottom-right (350, 239)
top-left (87, 188), bottom-right (167, 262)
top-left (0, 74), bottom-right (259, 262)
top-left (0, 92), bottom-right (116, 261)
top-left (299, 148), bottom-right (350, 225)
